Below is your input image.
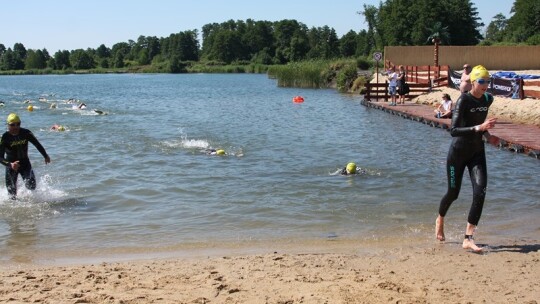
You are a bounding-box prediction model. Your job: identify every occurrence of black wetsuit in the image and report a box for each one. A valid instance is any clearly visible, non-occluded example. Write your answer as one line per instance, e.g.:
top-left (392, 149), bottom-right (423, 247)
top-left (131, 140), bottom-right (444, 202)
top-left (0, 128), bottom-right (49, 199)
top-left (438, 92), bottom-right (493, 226)
top-left (339, 167), bottom-right (366, 176)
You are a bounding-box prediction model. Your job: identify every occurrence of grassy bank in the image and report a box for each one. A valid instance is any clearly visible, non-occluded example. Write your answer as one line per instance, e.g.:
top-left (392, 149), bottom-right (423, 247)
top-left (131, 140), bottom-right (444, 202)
top-left (267, 59), bottom-right (371, 93)
top-left (0, 59), bottom-right (370, 93)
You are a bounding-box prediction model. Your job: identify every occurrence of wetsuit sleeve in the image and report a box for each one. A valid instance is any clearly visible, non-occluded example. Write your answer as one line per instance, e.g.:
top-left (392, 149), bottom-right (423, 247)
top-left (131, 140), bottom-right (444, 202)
top-left (27, 131), bottom-right (49, 159)
top-left (449, 95), bottom-right (476, 137)
top-left (0, 133), bottom-right (10, 167)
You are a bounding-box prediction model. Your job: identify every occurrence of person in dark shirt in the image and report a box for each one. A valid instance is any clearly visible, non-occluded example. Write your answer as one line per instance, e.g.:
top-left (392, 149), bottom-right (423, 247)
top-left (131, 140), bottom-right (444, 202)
top-left (0, 113), bottom-right (51, 200)
top-left (435, 66), bottom-right (497, 253)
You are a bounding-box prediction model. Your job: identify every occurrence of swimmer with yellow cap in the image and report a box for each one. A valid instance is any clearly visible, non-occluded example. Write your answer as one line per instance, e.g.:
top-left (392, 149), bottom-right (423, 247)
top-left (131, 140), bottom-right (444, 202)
top-left (435, 64), bottom-right (497, 253)
top-left (205, 148), bottom-right (226, 156)
top-left (7, 113), bottom-right (20, 125)
top-left (2, 113), bottom-right (51, 200)
top-left (339, 162), bottom-right (364, 175)
top-left (469, 65), bottom-right (490, 84)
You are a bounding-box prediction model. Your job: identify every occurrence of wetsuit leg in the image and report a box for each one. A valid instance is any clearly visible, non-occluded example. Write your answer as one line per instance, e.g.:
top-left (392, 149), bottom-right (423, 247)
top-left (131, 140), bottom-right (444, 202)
top-left (466, 151), bottom-right (487, 226)
top-left (20, 164), bottom-right (37, 191)
top-left (438, 150), bottom-right (467, 217)
top-left (5, 168), bottom-right (18, 199)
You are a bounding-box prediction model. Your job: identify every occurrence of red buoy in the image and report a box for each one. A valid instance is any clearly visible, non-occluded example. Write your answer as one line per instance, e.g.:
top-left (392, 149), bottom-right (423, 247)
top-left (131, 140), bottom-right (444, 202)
top-left (293, 96), bottom-right (304, 103)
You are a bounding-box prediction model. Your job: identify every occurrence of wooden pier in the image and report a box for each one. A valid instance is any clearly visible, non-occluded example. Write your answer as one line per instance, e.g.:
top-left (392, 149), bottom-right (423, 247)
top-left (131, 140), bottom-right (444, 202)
top-left (361, 100), bottom-right (540, 159)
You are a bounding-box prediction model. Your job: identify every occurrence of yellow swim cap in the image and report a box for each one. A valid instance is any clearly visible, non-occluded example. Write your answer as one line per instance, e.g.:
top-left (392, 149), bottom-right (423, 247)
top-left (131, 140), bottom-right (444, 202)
top-left (7, 113), bottom-right (20, 124)
top-left (27, 105), bottom-right (34, 112)
top-left (470, 65), bottom-right (490, 83)
top-left (346, 162), bottom-right (357, 174)
top-left (216, 149), bottom-right (225, 155)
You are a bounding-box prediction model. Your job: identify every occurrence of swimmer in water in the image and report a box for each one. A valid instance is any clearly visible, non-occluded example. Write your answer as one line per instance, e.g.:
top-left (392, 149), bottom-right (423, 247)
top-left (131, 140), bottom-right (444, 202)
top-left (204, 149), bottom-right (226, 155)
top-left (0, 113), bottom-right (51, 200)
top-left (50, 124), bottom-right (65, 131)
top-left (338, 162), bottom-right (365, 175)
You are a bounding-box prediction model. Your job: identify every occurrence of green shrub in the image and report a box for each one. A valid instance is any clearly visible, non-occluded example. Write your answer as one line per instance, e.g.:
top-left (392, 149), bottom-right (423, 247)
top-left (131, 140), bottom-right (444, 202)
top-left (336, 64), bottom-right (358, 92)
top-left (356, 57), bottom-right (371, 70)
top-left (351, 76), bottom-right (368, 92)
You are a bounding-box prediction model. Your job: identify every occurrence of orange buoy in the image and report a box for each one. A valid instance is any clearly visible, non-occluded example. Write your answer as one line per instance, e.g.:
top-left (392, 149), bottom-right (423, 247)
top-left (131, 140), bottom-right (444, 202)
top-left (293, 96), bottom-right (304, 103)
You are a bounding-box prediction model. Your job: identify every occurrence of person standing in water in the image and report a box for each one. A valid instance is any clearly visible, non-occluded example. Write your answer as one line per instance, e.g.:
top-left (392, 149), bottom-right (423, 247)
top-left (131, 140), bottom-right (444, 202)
top-left (0, 113), bottom-right (51, 200)
top-left (435, 65), bottom-right (497, 253)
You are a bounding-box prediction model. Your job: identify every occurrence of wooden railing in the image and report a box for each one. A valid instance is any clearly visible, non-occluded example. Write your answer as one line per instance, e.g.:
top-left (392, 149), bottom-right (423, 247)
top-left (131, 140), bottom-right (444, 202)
top-left (364, 63), bottom-right (449, 101)
top-left (522, 79), bottom-right (540, 99)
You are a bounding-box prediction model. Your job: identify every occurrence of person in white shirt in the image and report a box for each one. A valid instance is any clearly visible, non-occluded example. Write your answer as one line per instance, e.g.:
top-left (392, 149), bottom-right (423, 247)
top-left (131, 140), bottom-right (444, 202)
top-left (387, 66), bottom-right (398, 106)
top-left (434, 93), bottom-right (453, 118)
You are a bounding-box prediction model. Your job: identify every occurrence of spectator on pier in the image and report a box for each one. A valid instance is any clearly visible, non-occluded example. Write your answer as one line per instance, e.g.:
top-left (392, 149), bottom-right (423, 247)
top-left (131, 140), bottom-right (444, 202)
top-left (397, 65), bottom-right (409, 104)
top-left (434, 93), bottom-right (453, 118)
top-left (387, 66), bottom-right (398, 106)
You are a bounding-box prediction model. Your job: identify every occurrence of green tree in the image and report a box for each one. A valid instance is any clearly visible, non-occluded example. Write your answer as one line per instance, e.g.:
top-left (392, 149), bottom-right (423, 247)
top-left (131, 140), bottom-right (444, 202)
top-left (47, 57), bottom-right (56, 69)
top-left (113, 51), bottom-right (125, 68)
top-left (12, 43), bottom-right (27, 70)
top-left (70, 49), bottom-right (95, 69)
top-left (274, 20), bottom-right (303, 63)
top-left (485, 13), bottom-right (508, 43)
top-left (242, 20), bottom-right (275, 60)
top-left (161, 31), bottom-right (199, 61)
top-left (209, 30), bottom-right (244, 63)
top-left (359, 0), bottom-right (482, 53)
top-left (339, 30), bottom-right (358, 57)
top-left (0, 48), bottom-right (16, 70)
top-left (169, 55), bottom-right (187, 73)
top-left (54, 50), bottom-right (71, 69)
top-left (96, 44), bottom-right (111, 58)
top-left (99, 58), bottom-right (109, 68)
top-left (289, 29), bottom-right (310, 61)
top-left (445, 0), bottom-right (483, 45)
top-left (355, 30), bottom-right (371, 57)
top-left (25, 49), bottom-right (47, 69)
top-left (504, 0), bottom-right (540, 43)
top-left (146, 36), bottom-right (161, 60)
top-left (138, 48), bottom-right (150, 65)
top-left (305, 26), bottom-right (338, 60)
top-left (359, 4), bottom-right (382, 52)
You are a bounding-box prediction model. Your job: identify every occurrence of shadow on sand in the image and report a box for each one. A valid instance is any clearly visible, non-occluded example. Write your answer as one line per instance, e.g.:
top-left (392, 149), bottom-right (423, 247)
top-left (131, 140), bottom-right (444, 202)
top-left (489, 243), bottom-right (540, 254)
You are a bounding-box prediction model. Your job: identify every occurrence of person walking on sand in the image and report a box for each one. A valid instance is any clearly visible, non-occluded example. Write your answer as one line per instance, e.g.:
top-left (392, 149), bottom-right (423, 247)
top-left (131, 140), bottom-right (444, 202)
top-left (435, 65), bottom-right (497, 253)
top-left (0, 113), bottom-right (51, 200)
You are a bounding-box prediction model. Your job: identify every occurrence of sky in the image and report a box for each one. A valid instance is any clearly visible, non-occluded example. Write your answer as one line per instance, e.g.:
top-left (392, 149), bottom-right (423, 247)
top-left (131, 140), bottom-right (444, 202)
top-left (1, 0), bottom-right (515, 53)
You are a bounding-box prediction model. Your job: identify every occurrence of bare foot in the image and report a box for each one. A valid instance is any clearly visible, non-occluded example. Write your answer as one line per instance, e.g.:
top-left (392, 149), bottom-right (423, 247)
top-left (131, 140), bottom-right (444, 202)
top-left (463, 238), bottom-right (483, 253)
top-left (435, 216), bottom-right (445, 241)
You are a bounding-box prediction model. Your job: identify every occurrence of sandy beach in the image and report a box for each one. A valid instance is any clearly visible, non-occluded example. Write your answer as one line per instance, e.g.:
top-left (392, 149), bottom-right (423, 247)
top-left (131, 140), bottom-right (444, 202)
top-left (388, 69), bottom-right (540, 127)
top-left (1, 72), bottom-right (539, 304)
top-left (1, 237), bottom-right (539, 304)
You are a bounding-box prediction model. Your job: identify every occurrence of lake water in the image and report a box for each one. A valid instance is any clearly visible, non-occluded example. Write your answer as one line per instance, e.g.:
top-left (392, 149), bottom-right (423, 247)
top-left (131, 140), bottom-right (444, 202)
top-left (0, 73), bottom-right (538, 265)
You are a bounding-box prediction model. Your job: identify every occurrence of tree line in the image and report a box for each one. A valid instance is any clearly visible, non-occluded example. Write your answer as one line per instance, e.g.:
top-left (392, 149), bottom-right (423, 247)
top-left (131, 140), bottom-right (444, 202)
top-left (0, 0), bottom-right (537, 73)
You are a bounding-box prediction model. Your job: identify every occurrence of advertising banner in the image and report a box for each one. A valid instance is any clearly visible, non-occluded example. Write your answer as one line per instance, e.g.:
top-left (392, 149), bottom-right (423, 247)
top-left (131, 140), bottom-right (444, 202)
top-left (448, 69), bottom-right (520, 98)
